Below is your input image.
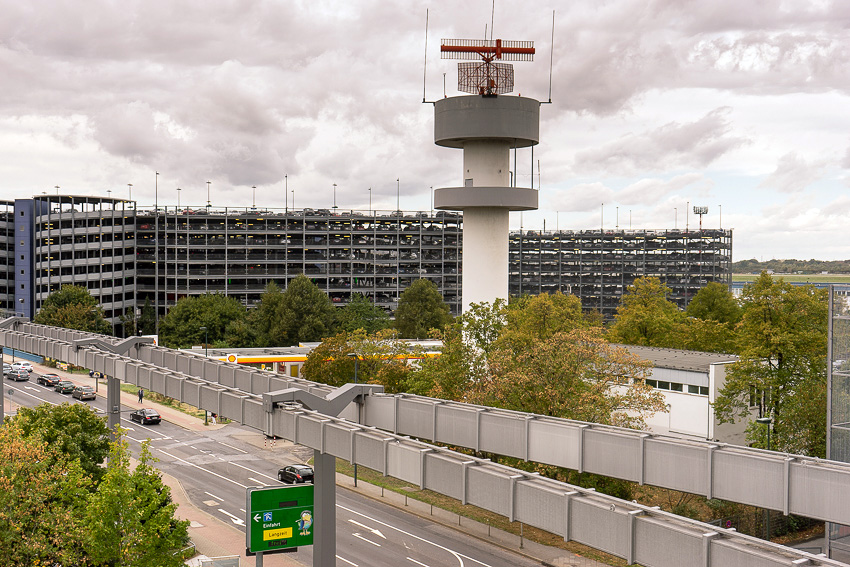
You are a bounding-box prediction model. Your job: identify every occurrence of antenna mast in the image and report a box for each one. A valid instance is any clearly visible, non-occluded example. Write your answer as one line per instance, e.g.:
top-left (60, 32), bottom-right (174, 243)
top-left (441, 37), bottom-right (535, 96)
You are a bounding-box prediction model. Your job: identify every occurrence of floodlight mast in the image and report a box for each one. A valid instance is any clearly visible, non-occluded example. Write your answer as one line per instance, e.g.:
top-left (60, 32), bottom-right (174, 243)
top-left (693, 206), bottom-right (709, 231)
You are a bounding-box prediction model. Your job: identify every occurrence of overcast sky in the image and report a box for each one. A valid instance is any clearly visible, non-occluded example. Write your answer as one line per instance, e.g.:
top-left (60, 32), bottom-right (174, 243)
top-left (3, 0), bottom-right (849, 261)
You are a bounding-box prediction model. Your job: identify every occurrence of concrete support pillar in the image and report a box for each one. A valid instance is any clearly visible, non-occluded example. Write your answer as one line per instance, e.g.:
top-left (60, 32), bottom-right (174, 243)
top-left (313, 449), bottom-right (336, 567)
top-left (461, 208), bottom-right (509, 311)
top-left (107, 374), bottom-right (121, 440)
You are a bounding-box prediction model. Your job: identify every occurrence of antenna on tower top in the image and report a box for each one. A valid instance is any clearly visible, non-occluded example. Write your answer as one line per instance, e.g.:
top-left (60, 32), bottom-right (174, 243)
top-left (441, 36), bottom-right (535, 96)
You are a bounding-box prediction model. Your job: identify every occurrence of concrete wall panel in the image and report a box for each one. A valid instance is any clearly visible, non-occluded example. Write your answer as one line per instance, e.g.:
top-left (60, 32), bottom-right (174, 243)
top-left (713, 451), bottom-right (784, 509)
top-left (467, 466), bottom-right (510, 516)
top-left (436, 404), bottom-right (477, 448)
top-left (569, 499), bottom-right (628, 558)
top-left (528, 419), bottom-right (580, 468)
top-left (387, 443), bottom-right (422, 486)
top-left (583, 430), bottom-right (641, 482)
top-left (479, 412), bottom-right (525, 457)
top-left (644, 439), bottom-right (707, 493)
top-left (423, 453), bottom-right (463, 501)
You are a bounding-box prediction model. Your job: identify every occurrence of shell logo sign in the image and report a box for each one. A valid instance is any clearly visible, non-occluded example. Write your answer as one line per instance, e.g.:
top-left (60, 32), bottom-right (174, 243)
top-left (227, 354), bottom-right (238, 363)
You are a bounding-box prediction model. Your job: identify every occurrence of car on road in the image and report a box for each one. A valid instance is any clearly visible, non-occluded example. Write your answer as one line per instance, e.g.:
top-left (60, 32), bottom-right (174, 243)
top-left (72, 385), bottom-right (96, 400)
top-left (54, 380), bottom-right (75, 394)
top-left (278, 464), bottom-right (314, 484)
top-left (7, 369), bottom-right (29, 381)
top-left (37, 373), bottom-right (62, 387)
top-left (2, 363), bottom-right (10, 376)
top-left (130, 408), bottom-right (161, 425)
top-left (11, 361), bottom-right (33, 373)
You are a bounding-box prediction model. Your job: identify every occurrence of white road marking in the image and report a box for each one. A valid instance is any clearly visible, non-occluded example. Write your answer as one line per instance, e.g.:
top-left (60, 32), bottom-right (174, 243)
top-left (352, 533), bottom-right (381, 547)
top-left (24, 386), bottom-right (39, 391)
top-left (338, 504), bottom-right (498, 567)
top-left (157, 449), bottom-right (249, 489)
top-left (7, 386), bottom-right (55, 405)
top-left (204, 491), bottom-right (223, 501)
top-left (336, 556), bottom-right (358, 566)
top-left (248, 477), bottom-right (268, 486)
top-left (408, 558), bottom-right (431, 567)
top-left (219, 442), bottom-right (248, 453)
top-left (218, 508), bottom-right (245, 526)
top-left (348, 519), bottom-right (386, 539)
top-left (226, 461), bottom-right (278, 481)
top-left (124, 426), bottom-right (136, 431)
top-left (239, 508), bottom-right (246, 513)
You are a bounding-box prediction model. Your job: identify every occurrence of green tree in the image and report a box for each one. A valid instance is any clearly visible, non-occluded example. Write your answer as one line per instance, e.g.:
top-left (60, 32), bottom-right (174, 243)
top-left (608, 277), bottom-right (683, 347)
top-left (11, 402), bottom-right (111, 482)
top-left (85, 436), bottom-right (189, 566)
top-left (249, 281), bottom-right (285, 347)
top-left (138, 297), bottom-right (157, 335)
top-left (33, 284), bottom-right (112, 335)
top-left (686, 282), bottom-right (742, 324)
top-left (0, 423), bottom-right (91, 566)
top-left (337, 293), bottom-right (390, 333)
top-left (673, 318), bottom-right (738, 354)
top-left (250, 277), bottom-right (338, 346)
top-left (302, 328), bottom-right (419, 393)
top-left (496, 292), bottom-right (587, 353)
top-left (393, 279), bottom-right (452, 339)
top-left (714, 272), bottom-right (828, 456)
top-left (472, 327), bottom-right (667, 428)
top-left (158, 293), bottom-right (247, 349)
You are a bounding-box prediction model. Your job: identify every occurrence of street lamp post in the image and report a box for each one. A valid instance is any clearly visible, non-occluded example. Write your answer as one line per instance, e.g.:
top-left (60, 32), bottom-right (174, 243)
top-left (333, 183), bottom-right (337, 211)
top-left (128, 183), bottom-right (133, 201)
top-left (757, 416), bottom-right (773, 540)
top-left (206, 181), bottom-right (211, 209)
top-left (346, 352), bottom-right (361, 486)
top-left (200, 326), bottom-right (209, 425)
top-left (252, 186), bottom-right (257, 211)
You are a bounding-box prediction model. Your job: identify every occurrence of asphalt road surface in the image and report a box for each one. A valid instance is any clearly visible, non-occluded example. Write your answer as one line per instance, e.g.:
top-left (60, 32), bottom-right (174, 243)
top-left (7, 374), bottom-right (542, 567)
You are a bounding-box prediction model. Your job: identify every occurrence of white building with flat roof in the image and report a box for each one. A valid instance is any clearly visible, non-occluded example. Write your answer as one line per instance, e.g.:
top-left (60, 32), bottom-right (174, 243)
top-left (619, 345), bottom-right (750, 444)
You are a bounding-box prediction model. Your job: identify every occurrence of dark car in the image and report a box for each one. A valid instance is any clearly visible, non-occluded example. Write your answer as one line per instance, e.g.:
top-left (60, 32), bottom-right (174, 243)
top-left (130, 408), bottom-right (161, 425)
top-left (54, 380), bottom-right (75, 394)
top-left (278, 464), bottom-right (314, 484)
top-left (37, 373), bottom-right (61, 387)
top-left (7, 369), bottom-right (29, 381)
top-left (72, 385), bottom-right (96, 400)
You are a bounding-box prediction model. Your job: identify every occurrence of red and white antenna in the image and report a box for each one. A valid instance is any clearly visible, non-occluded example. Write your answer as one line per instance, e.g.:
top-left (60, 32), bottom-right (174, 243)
top-left (441, 38), bottom-right (535, 96)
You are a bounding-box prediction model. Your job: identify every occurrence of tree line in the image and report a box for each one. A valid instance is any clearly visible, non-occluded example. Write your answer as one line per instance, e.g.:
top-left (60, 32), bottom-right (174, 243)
top-left (733, 258), bottom-right (850, 274)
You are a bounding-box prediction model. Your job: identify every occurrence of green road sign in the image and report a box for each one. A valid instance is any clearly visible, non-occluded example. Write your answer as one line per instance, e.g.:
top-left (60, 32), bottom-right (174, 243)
top-left (246, 484), bottom-right (314, 554)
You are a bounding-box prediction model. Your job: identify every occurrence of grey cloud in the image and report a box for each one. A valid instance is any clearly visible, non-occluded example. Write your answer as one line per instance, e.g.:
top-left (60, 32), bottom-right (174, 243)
top-left (758, 152), bottom-right (825, 193)
top-left (573, 107), bottom-right (746, 175)
top-left (616, 173), bottom-right (705, 205)
top-left (548, 182), bottom-right (615, 213)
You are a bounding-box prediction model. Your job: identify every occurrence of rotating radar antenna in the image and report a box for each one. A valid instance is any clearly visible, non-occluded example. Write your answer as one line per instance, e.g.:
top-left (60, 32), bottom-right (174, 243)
top-left (441, 38), bottom-right (535, 96)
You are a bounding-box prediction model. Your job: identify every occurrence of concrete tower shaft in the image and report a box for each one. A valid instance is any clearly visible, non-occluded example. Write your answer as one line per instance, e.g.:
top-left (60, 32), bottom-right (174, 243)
top-left (433, 95), bottom-right (540, 311)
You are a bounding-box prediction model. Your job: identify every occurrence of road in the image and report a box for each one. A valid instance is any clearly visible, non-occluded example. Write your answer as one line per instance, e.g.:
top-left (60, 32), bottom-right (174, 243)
top-left (5, 372), bottom-right (542, 567)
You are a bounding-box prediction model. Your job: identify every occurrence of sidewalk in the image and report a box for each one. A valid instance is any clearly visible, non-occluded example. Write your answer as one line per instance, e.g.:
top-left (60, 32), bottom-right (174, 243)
top-left (19, 360), bottom-right (608, 567)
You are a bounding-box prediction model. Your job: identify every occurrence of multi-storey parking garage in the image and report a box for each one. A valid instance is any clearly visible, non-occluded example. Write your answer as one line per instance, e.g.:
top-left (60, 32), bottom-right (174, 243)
top-left (133, 207), bottom-right (462, 318)
top-left (7, 195), bottom-right (732, 329)
top-left (510, 228), bottom-right (732, 318)
top-left (0, 200), bottom-right (14, 313)
top-left (21, 196), bottom-right (137, 331)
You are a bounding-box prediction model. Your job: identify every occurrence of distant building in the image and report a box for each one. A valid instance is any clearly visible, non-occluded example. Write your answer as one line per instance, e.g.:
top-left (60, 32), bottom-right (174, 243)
top-left (616, 344), bottom-right (747, 444)
top-left (509, 228), bottom-right (733, 319)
